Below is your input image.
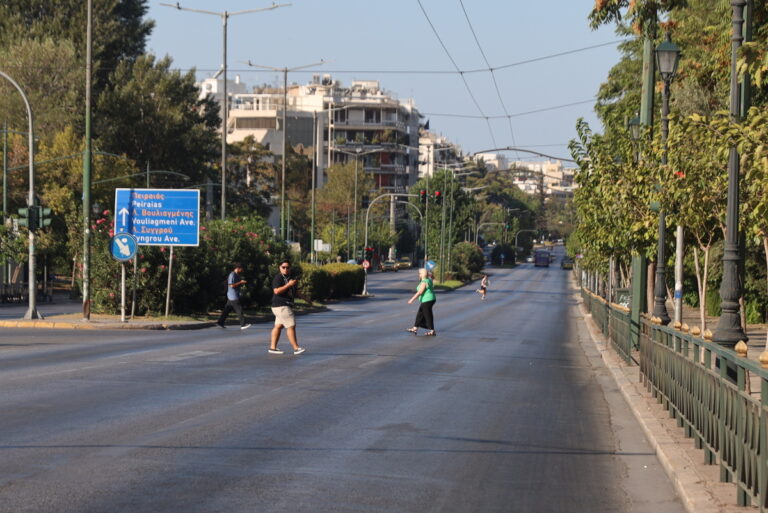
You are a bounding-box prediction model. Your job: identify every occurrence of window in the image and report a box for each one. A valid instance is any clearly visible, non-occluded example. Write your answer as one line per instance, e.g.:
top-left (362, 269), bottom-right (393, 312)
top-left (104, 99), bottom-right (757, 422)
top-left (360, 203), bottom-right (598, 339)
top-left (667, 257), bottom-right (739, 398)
top-left (235, 117), bottom-right (276, 129)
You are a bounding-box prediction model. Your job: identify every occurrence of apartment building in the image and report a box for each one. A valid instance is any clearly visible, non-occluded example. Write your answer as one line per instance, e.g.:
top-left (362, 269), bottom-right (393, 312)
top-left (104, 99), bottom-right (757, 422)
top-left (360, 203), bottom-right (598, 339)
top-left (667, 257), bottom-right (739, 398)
top-left (418, 132), bottom-right (463, 178)
top-left (511, 160), bottom-right (577, 199)
top-left (198, 74), bottom-right (421, 191)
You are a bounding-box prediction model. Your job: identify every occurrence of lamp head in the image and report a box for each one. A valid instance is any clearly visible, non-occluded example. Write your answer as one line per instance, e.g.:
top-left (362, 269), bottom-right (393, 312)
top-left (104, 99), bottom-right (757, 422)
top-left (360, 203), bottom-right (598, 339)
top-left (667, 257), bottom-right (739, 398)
top-left (655, 33), bottom-right (681, 83)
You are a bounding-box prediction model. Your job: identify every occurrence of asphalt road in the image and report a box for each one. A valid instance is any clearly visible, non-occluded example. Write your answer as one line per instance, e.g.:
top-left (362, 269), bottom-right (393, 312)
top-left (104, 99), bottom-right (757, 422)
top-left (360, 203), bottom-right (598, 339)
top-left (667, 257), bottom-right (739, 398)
top-left (0, 255), bottom-right (685, 513)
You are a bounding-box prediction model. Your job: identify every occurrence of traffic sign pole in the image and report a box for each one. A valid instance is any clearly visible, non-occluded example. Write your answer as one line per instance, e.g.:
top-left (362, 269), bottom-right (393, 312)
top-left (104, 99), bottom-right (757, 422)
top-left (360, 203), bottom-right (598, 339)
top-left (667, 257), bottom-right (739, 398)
top-left (121, 262), bottom-right (126, 323)
top-left (165, 246), bottom-right (174, 318)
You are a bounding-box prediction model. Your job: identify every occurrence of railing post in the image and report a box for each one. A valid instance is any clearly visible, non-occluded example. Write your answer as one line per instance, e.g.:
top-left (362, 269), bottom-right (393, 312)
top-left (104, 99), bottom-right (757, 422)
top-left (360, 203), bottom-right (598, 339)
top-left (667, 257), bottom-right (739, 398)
top-left (759, 375), bottom-right (768, 509)
top-left (719, 355), bottom-right (731, 483)
top-left (630, 255), bottom-right (647, 351)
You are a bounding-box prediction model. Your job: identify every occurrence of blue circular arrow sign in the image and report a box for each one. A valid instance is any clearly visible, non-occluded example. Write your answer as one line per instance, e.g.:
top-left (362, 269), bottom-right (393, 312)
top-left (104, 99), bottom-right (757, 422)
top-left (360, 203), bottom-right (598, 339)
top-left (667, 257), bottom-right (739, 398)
top-left (110, 233), bottom-right (138, 262)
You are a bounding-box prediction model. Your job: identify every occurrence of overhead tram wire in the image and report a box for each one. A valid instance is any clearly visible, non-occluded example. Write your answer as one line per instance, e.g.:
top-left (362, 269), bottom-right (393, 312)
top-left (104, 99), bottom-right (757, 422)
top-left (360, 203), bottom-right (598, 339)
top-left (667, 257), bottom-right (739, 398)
top-left (217, 40), bottom-right (625, 75)
top-left (0, 40), bottom-right (626, 75)
top-left (416, 0), bottom-right (497, 147)
top-left (422, 98), bottom-right (596, 119)
top-left (458, 0), bottom-right (518, 159)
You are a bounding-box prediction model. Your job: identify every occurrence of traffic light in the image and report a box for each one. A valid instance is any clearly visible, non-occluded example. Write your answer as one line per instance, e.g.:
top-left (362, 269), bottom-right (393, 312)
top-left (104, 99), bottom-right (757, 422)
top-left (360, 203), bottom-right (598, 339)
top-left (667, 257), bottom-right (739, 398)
top-left (17, 206), bottom-right (37, 231)
top-left (38, 206), bottom-right (52, 228)
top-left (361, 195), bottom-right (369, 209)
top-left (434, 190), bottom-right (442, 205)
top-left (364, 247), bottom-right (374, 261)
top-left (419, 190), bottom-right (427, 204)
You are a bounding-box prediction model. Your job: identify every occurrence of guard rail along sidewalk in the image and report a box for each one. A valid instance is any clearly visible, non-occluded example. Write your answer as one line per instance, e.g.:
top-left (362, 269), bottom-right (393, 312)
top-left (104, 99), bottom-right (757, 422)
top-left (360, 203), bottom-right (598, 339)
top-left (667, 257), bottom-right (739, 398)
top-left (582, 286), bottom-right (768, 511)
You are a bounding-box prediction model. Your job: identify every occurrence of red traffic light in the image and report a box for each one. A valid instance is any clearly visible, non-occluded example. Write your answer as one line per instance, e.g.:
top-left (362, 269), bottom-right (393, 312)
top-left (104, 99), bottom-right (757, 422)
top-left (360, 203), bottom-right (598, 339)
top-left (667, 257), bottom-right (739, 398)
top-left (419, 190), bottom-right (427, 204)
top-left (434, 190), bottom-right (442, 205)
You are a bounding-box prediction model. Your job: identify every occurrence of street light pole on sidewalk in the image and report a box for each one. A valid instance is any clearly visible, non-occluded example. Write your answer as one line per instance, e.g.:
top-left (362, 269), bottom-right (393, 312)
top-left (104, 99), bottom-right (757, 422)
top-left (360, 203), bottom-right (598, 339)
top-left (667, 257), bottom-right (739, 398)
top-left (0, 70), bottom-right (40, 319)
top-left (245, 60), bottom-right (325, 241)
top-left (714, 0), bottom-right (750, 347)
top-left (161, 2), bottom-right (290, 221)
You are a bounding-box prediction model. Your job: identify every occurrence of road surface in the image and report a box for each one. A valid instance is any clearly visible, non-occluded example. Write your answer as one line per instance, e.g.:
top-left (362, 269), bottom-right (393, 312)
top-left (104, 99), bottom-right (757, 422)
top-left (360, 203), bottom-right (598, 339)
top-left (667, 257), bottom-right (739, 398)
top-left (0, 256), bottom-right (684, 512)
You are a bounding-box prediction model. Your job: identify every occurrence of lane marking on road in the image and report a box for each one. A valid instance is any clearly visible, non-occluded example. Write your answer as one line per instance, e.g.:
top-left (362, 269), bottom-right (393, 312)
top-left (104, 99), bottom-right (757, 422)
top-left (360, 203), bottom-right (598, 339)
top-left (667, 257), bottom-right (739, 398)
top-left (151, 350), bottom-right (219, 362)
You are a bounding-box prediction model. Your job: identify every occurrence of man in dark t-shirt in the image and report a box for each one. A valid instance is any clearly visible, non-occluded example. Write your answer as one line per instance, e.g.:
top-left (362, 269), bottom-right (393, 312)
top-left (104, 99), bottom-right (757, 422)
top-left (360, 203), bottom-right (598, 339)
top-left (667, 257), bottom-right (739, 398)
top-left (268, 260), bottom-right (305, 355)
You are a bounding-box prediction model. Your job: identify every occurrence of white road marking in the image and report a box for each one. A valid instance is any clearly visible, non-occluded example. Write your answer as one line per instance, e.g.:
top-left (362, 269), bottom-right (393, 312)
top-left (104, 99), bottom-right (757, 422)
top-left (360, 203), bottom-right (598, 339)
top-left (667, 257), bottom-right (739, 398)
top-left (152, 351), bottom-right (219, 362)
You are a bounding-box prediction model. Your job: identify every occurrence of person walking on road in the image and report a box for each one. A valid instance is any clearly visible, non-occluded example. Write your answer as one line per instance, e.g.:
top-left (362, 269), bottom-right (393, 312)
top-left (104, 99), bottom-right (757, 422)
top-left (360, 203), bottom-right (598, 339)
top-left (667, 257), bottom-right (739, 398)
top-left (269, 260), bottom-right (305, 355)
top-left (216, 263), bottom-right (251, 330)
top-left (406, 268), bottom-right (436, 336)
top-left (476, 273), bottom-right (489, 300)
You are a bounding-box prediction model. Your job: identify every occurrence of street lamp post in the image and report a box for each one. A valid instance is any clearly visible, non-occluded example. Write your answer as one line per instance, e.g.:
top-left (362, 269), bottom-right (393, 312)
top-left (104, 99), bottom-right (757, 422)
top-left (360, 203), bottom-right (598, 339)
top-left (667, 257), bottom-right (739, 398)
top-left (245, 60), bottom-right (325, 241)
top-left (714, 0), bottom-right (749, 347)
top-left (161, 2), bottom-right (290, 221)
top-left (333, 147), bottom-right (378, 260)
top-left (0, 70), bottom-right (40, 319)
top-left (650, 33), bottom-right (681, 326)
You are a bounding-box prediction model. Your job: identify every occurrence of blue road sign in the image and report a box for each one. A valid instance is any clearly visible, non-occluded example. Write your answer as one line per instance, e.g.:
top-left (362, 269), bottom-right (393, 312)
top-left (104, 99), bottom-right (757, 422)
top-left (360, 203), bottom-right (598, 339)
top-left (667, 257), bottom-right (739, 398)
top-left (114, 188), bottom-right (200, 246)
top-left (110, 233), bottom-right (138, 261)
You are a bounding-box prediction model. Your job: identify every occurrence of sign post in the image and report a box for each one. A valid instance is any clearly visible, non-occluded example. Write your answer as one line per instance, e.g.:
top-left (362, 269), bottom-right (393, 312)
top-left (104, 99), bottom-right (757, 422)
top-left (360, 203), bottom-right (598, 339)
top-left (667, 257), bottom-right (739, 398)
top-left (109, 233), bottom-right (138, 322)
top-left (361, 260), bottom-right (370, 296)
top-left (114, 189), bottom-right (200, 318)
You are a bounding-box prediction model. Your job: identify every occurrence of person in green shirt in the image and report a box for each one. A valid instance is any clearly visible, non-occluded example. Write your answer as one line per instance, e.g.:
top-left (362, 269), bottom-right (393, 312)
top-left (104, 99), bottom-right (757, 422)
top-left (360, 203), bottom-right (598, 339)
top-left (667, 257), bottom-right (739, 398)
top-left (406, 268), bottom-right (436, 336)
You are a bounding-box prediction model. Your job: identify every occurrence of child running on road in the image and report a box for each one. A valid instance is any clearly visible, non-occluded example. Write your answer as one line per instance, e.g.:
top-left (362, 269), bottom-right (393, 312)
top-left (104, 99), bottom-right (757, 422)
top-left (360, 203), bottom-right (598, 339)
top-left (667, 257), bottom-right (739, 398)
top-left (476, 274), bottom-right (489, 300)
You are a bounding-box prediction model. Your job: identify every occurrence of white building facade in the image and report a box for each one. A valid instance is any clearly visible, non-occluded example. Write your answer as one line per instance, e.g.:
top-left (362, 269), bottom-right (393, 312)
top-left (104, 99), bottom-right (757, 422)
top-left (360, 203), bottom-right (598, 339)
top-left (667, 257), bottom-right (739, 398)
top-left (198, 75), bottom-right (422, 192)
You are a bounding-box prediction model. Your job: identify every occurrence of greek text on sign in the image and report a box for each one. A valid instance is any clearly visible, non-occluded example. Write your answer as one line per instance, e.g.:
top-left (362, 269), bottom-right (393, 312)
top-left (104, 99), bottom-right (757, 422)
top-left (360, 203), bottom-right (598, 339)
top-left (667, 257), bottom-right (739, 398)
top-left (114, 188), bottom-right (200, 247)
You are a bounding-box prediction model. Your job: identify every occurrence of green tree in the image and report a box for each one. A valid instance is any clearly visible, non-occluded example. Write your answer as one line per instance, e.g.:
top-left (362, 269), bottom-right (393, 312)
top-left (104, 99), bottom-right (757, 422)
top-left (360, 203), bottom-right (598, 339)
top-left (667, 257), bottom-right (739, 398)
top-left (227, 136), bottom-right (276, 219)
top-left (95, 55), bottom-right (220, 183)
top-left (0, 0), bottom-right (153, 91)
top-left (0, 38), bottom-right (82, 138)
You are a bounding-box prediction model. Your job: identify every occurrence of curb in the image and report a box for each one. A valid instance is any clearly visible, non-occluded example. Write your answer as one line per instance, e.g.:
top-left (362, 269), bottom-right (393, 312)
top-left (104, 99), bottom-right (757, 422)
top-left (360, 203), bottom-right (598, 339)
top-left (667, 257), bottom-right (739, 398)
top-left (577, 297), bottom-right (729, 513)
top-left (0, 305), bottom-right (330, 331)
top-left (0, 319), bottom-right (216, 330)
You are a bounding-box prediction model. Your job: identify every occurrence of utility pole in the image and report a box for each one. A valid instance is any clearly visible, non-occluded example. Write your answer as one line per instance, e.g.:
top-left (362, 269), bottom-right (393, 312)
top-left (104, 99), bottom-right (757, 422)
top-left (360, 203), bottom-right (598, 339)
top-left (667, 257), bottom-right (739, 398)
top-left (311, 110), bottom-right (317, 264)
top-left (245, 60), bottom-right (324, 240)
top-left (630, 13), bottom-right (656, 347)
top-left (82, 0), bottom-right (93, 320)
top-left (2, 121), bottom-right (7, 285)
top-left (161, 2), bottom-right (291, 221)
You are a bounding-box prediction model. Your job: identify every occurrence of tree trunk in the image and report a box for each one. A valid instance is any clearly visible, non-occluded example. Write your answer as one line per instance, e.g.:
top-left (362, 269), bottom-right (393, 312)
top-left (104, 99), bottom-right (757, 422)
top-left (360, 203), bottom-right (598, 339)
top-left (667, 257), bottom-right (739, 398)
top-left (701, 247), bottom-right (710, 332)
top-left (647, 261), bottom-right (655, 315)
top-left (693, 246), bottom-right (704, 330)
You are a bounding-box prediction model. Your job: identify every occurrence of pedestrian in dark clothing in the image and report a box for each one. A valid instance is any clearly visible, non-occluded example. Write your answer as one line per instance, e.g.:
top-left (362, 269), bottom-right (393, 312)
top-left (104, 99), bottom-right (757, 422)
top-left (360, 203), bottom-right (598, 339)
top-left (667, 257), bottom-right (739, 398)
top-left (268, 260), bottom-right (305, 355)
top-left (216, 263), bottom-right (251, 330)
top-left (406, 268), bottom-right (436, 336)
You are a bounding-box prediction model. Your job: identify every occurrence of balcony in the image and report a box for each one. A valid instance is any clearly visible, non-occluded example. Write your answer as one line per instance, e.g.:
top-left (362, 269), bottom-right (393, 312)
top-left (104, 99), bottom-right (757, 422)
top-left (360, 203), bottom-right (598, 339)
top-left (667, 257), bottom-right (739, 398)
top-left (331, 119), bottom-right (406, 131)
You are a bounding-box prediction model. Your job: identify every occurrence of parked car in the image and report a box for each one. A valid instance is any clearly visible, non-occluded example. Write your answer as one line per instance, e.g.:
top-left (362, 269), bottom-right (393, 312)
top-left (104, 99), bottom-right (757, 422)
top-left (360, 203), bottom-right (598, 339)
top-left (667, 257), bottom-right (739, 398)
top-left (381, 259), bottom-right (398, 272)
top-left (396, 257), bottom-right (412, 269)
top-left (561, 257), bottom-right (574, 270)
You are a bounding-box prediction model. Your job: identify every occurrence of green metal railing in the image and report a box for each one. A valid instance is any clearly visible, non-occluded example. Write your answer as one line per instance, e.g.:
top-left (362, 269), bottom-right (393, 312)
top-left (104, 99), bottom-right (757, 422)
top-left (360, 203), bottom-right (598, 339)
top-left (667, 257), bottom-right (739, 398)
top-left (639, 319), bottom-right (768, 509)
top-left (581, 288), bottom-right (633, 364)
top-left (581, 285), bottom-right (768, 508)
top-left (608, 303), bottom-right (632, 364)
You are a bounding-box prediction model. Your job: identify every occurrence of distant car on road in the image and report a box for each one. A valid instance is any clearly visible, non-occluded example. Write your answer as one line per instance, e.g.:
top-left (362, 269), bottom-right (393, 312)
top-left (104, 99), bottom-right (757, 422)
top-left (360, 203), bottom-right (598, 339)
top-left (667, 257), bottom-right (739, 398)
top-left (561, 257), bottom-right (574, 269)
top-left (396, 257), bottom-right (412, 270)
top-left (534, 249), bottom-right (550, 267)
top-left (381, 259), bottom-right (398, 272)
top-left (526, 256), bottom-right (534, 263)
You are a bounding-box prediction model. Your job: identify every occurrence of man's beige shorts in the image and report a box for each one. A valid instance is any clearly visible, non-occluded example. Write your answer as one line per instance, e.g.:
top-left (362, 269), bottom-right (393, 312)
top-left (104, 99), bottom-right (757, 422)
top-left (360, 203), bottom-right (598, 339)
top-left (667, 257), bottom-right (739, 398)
top-left (271, 306), bottom-right (296, 327)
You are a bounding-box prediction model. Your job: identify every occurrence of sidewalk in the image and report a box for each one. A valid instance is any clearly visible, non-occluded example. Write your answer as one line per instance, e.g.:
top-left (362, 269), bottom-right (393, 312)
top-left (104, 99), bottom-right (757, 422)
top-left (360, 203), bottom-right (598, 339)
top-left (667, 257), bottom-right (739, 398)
top-left (0, 293), bottom-right (329, 330)
top-left (578, 289), bottom-right (753, 513)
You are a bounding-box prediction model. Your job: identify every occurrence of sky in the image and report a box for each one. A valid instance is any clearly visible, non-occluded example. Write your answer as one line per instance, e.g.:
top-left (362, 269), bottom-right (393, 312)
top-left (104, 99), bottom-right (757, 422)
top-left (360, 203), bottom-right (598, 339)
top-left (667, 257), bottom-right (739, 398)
top-left (144, 1), bottom-right (623, 162)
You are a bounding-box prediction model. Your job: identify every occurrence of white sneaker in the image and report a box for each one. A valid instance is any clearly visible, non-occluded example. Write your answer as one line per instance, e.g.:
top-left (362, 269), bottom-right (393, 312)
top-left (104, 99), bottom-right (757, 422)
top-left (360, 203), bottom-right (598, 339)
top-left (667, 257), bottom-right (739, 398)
top-left (240, 324), bottom-right (252, 330)
top-left (293, 347), bottom-right (306, 355)
top-left (268, 348), bottom-right (284, 355)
